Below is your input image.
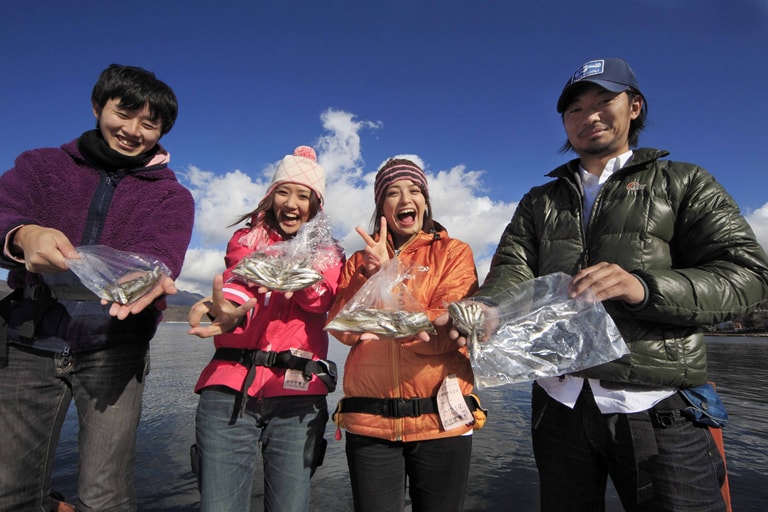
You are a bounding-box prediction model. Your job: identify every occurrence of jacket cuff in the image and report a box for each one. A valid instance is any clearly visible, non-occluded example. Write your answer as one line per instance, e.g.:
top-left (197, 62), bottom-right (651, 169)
top-left (623, 273), bottom-right (649, 311)
top-left (3, 225), bottom-right (26, 263)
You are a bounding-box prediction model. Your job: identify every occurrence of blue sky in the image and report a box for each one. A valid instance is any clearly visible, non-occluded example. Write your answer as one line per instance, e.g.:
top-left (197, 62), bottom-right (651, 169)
top-left (2, 1), bottom-right (767, 295)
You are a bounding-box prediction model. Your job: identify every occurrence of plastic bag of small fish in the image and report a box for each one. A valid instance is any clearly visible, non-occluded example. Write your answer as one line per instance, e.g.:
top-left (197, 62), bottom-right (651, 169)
top-left (448, 272), bottom-right (628, 389)
top-left (232, 212), bottom-right (343, 293)
top-left (65, 245), bottom-right (170, 305)
top-left (325, 258), bottom-right (436, 338)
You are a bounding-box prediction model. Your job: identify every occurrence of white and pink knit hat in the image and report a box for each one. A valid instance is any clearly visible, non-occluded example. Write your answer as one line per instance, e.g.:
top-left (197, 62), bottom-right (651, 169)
top-left (265, 145), bottom-right (326, 204)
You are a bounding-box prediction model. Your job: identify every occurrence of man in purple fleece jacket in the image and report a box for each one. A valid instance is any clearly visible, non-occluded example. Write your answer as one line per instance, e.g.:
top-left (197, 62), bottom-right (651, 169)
top-left (0, 64), bottom-right (194, 511)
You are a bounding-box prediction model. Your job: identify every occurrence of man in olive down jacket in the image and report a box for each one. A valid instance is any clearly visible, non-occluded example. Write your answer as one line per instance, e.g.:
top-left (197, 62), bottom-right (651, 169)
top-left (447, 58), bottom-right (768, 511)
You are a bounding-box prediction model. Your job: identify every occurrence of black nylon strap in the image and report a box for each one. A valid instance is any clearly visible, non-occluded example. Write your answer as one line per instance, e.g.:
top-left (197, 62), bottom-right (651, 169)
top-left (213, 347), bottom-right (337, 420)
top-left (339, 395), bottom-right (479, 418)
top-left (0, 289), bottom-right (21, 369)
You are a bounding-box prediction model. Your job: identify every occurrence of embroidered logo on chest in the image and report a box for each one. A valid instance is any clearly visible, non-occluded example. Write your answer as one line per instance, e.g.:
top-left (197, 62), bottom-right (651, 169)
top-left (626, 181), bottom-right (646, 192)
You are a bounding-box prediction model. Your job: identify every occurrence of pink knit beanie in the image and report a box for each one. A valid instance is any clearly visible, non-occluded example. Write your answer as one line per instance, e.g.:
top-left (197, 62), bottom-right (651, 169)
top-left (265, 146), bottom-right (326, 204)
top-left (373, 160), bottom-right (428, 206)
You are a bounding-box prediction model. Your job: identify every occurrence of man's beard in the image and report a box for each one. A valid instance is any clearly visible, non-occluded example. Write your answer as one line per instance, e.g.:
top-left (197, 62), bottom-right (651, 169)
top-left (581, 138), bottom-right (621, 157)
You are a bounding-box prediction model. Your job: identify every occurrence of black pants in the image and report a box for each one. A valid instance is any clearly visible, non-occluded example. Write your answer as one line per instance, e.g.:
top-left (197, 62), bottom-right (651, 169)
top-left (345, 432), bottom-right (472, 512)
top-left (531, 381), bottom-right (726, 512)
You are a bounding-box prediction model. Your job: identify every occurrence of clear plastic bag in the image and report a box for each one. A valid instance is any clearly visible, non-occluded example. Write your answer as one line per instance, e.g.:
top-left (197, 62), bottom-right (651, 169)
top-left (65, 245), bottom-right (170, 305)
top-left (232, 212), bottom-right (343, 292)
top-left (456, 272), bottom-right (628, 389)
top-left (325, 258), bottom-right (436, 337)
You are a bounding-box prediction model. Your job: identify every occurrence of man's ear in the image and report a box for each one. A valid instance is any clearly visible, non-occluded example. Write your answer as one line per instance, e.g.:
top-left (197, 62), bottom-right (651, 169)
top-left (629, 94), bottom-right (643, 120)
top-left (91, 101), bottom-right (102, 120)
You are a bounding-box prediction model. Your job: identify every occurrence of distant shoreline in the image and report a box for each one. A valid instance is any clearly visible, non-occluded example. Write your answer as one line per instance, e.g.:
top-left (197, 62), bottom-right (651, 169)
top-left (706, 331), bottom-right (767, 337)
top-left (3, 281), bottom-right (766, 331)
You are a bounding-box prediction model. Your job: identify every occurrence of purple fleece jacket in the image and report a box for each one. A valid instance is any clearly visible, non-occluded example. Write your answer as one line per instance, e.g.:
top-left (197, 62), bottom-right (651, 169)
top-left (0, 136), bottom-right (194, 351)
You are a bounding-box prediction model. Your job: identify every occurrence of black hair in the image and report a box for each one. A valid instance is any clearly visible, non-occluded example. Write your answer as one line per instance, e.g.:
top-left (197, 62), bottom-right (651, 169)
top-left (91, 64), bottom-right (178, 135)
top-left (558, 87), bottom-right (647, 153)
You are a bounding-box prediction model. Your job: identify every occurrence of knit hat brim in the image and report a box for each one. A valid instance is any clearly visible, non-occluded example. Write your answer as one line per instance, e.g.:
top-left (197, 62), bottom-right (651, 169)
top-left (373, 162), bottom-right (428, 206)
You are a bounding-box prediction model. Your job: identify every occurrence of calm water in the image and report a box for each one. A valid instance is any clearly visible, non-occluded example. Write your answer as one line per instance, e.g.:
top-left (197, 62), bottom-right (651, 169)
top-left (51, 325), bottom-right (768, 511)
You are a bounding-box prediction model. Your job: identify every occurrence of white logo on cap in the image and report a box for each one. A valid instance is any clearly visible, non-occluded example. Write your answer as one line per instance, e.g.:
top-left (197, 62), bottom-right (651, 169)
top-left (572, 59), bottom-right (605, 83)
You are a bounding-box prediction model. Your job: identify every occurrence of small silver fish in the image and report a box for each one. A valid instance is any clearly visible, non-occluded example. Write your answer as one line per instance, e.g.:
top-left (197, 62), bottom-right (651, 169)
top-left (103, 266), bottom-right (163, 305)
top-left (448, 301), bottom-right (486, 359)
top-left (447, 301), bottom-right (486, 340)
top-left (232, 253), bottom-right (323, 292)
top-left (326, 308), bottom-right (436, 337)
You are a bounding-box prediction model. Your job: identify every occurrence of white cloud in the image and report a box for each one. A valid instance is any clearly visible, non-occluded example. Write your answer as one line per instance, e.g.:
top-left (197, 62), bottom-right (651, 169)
top-left (316, 108), bottom-right (379, 247)
top-left (172, 166), bottom-right (271, 294)
top-left (176, 105), bottom-right (517, 296)
top-left (745, 203), bottom-right (768, 255)
top-left (427, 165), bottom-right (516, 282)
top-left (316, 108), bottom-right (380, 180)
top-left (183, 166), bottom-right (270, 248)
top-left (176, 247), bottom-right (226, 295)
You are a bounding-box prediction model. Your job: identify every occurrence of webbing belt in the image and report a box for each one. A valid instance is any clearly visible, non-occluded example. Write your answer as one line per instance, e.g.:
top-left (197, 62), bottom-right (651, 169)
top-left (212, 347), bottom-right (337, 420)
top-left (339, 395), bottom-right (480, 418)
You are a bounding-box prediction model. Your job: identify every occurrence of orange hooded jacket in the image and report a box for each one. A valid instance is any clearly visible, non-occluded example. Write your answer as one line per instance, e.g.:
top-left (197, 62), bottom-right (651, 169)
top-left (328, 225), bottom-right (479, 442)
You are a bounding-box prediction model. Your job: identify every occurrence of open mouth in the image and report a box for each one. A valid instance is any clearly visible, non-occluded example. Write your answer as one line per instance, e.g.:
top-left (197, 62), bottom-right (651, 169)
top-left (280, 212), bottom-right (301, 226)
top-left (116, 135), bottom-right (140, 151)
top-left (397, 208), bottom-right (417, 227)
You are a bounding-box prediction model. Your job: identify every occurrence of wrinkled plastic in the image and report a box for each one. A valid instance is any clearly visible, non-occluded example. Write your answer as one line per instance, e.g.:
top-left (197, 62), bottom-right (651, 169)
top-left (469, 272), bottom-right (628, 389)
top-left (65, 245), bottom-right (170, 305)
top-left (325, 258), bottom-right (435, 337)
top-left (232, 212), bottom-right (344, 293)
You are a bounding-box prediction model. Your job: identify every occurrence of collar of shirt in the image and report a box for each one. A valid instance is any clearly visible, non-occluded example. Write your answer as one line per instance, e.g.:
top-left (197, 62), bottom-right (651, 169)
top-left (580, 150), bottom-right (633, 231)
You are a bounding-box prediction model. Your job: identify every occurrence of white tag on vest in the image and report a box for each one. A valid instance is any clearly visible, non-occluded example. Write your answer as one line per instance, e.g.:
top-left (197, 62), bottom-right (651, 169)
top-left (436, 374), bottom-right (473, 430)
top-left (283, 369), bottom-right (310, 391)
top-left (282, 348), bottom-right (313, 391)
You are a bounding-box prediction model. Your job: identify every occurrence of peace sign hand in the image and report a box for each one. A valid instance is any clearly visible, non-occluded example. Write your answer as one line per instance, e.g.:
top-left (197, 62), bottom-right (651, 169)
top-left (355, 216), bottom-right (390, 277)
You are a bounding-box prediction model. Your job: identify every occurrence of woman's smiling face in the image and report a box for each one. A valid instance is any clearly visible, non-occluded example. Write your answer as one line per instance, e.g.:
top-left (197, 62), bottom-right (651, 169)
top-left (272, 182), bottom-right (313, 237)
top-left (381, 179), bottom-right (425, 248)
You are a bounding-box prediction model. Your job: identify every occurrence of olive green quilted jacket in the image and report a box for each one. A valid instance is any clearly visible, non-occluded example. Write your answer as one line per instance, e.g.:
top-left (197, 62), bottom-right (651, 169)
top-left (480, 148), bottom-right (768, 388)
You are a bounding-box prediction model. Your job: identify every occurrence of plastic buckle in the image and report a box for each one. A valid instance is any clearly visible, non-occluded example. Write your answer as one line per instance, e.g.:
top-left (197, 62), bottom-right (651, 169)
top-left (653, 410), bottom-right (676, 428)
top-left (383, 398), bottom-right (417, 418)
top-left (263, 350), bottom-right (278, 367)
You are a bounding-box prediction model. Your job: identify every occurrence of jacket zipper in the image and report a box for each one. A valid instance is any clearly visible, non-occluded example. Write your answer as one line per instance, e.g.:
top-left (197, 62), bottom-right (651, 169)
top-left (564, 174), bottom-right (590, 270)
top-left (82, 171), bottom-right (121, 245)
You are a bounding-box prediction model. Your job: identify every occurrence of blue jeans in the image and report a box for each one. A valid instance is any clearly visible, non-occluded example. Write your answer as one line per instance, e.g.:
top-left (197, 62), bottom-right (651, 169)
top-left (531, 381), bottom-right (727, 512)
top-left (195, 388), bottom-right (329, 512)
top-left (345, 432), bottom-right (472, 512)
top-left (0, 342), bottom-right (149, 512)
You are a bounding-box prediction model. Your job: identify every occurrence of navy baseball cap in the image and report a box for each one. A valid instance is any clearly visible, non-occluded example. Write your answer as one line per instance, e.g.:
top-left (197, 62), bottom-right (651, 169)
top-left (556, 58), bottom-right (642, 113)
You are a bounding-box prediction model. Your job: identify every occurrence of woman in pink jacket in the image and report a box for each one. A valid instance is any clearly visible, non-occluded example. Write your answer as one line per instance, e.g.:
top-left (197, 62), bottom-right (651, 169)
top-left (188, 146), bottom-right (344, 512)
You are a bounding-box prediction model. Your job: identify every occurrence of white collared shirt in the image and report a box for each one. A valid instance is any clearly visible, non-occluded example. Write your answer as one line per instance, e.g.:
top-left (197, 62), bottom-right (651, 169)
top-left (538, 150), bottom-right (676, 414)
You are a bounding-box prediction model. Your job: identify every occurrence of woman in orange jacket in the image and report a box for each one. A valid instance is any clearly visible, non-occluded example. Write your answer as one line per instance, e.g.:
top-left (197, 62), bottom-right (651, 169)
top-left (327, 157), bottom-right (482, 512)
